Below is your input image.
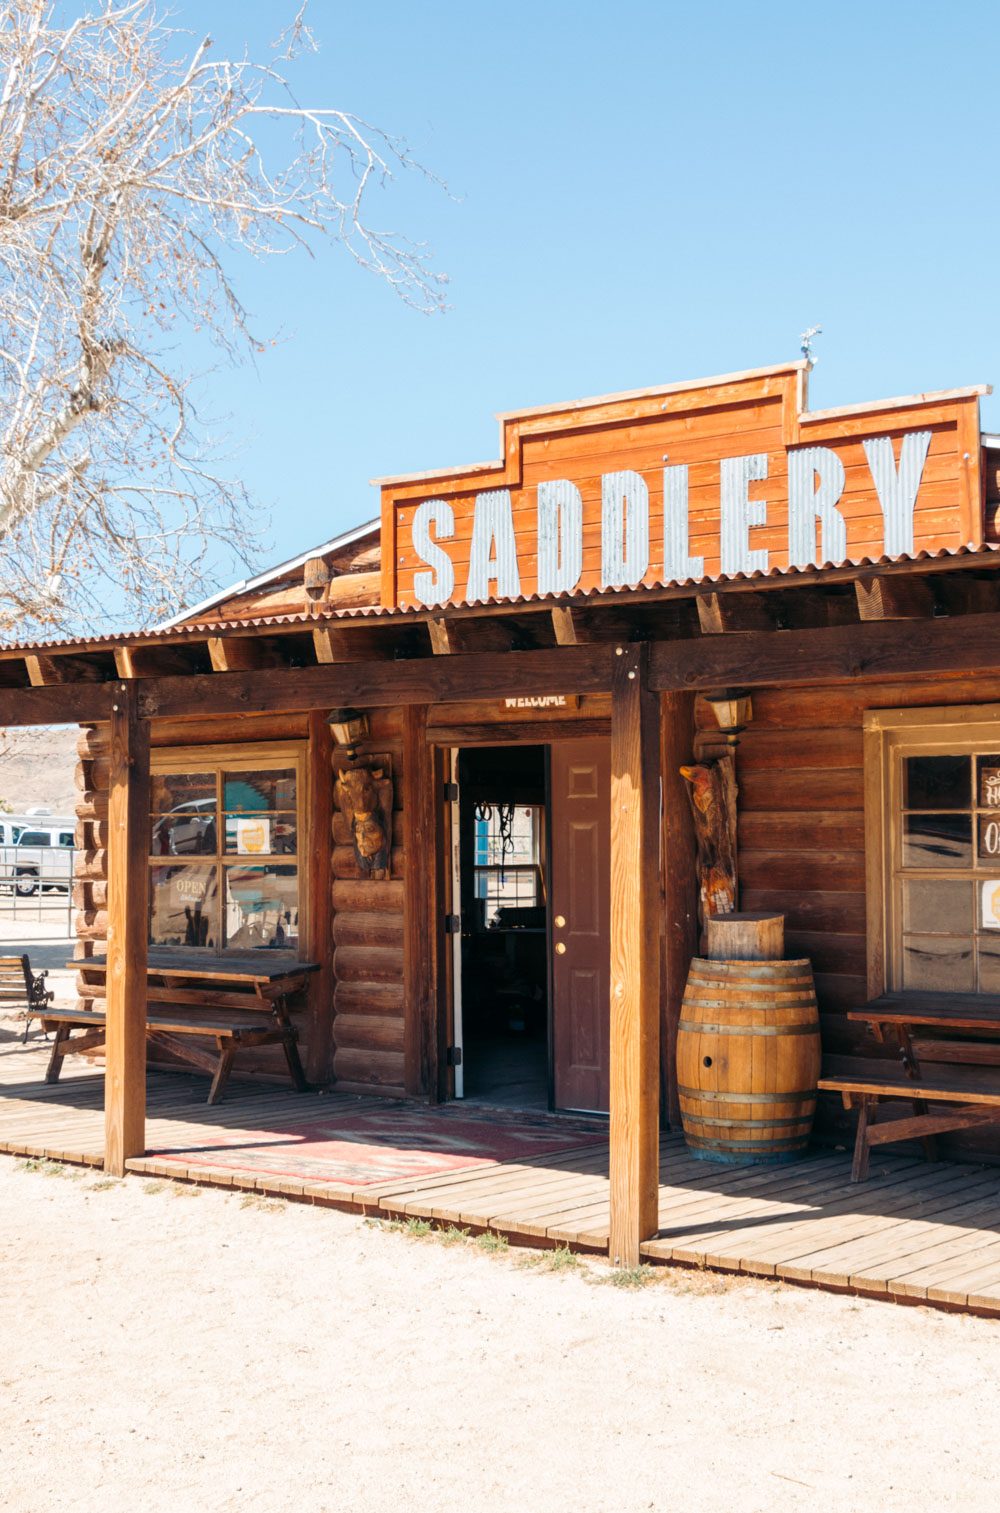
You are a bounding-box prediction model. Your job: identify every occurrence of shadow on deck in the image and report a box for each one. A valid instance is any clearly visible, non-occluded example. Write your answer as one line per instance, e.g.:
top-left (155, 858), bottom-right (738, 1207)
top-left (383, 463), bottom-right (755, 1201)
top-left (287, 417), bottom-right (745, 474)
top-left (3, 1027), bottom-right (1000, 1315)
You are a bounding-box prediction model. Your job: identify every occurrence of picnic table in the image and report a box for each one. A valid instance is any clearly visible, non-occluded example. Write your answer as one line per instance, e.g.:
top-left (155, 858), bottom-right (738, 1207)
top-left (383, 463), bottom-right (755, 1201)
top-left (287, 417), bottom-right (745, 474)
top-left (820, 993), bottom-right (1000, 1180)
top-left (30, 951), bottom-right (319, 1104)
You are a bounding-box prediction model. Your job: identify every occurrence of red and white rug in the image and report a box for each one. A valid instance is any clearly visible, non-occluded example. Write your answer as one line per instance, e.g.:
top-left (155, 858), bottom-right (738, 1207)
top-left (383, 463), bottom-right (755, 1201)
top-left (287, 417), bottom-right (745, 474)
top-left (151, 1106), bottom-right (602, 1187)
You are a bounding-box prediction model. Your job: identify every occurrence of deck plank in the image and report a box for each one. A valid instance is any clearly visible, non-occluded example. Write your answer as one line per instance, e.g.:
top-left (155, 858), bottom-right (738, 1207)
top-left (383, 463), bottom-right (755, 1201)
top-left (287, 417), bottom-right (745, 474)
top-left (5, 1039), bottom-right (1000, 1315)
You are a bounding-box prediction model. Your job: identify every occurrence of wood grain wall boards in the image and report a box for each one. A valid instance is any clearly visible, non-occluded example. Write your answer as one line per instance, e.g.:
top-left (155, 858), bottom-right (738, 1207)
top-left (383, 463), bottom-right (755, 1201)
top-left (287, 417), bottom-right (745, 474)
top-left (401, 707), bottom-right (442, 1099)
top-left (304, 712), bottom-right (335, 1086)
top-left (330, 717), bottom-right (407, 1096)
top-left (660, 692), bottom-right (698, 1128)
top-left (381, 365), bottom-right (984, 611)
top-left (730, 668), bottom-right (1000, 1161)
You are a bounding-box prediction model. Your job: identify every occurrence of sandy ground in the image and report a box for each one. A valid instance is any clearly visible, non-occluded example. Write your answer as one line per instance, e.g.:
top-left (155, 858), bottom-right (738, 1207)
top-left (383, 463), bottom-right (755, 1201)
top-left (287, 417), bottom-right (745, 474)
top-left (1, 1158), bottom-right (999, 1513)
top-left (0, 726), bottom-right (79, 816)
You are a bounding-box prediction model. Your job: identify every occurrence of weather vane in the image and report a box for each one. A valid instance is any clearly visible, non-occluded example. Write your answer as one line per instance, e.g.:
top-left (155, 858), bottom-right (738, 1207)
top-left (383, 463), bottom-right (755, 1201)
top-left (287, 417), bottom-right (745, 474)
top-left (799, 325), bottom-right (822, 367)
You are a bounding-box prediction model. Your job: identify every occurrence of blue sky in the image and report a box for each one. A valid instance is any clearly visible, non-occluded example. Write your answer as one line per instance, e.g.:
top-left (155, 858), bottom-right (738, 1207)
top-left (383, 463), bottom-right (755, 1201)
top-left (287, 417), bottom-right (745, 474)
top-left (183, 0), bottom-right (1000, 579)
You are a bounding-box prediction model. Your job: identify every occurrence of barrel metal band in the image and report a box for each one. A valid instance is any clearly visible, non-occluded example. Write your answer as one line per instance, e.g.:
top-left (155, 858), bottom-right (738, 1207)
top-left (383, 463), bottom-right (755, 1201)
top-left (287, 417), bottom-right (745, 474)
top-left (678, 1020), bottom-right (819, 1037)
top-left (683, 998), bottom-right (816, 1010)
top-left (678, 1085), bottom-right (817, 1105)
top-left (682, 1113), bottom-right (813, 1129)
top-left (685, 1134), bottom-right (807, 1154)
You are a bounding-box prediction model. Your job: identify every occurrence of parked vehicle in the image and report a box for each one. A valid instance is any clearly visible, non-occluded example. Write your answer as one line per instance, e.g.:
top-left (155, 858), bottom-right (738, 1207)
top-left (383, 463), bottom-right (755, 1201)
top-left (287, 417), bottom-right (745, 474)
top-left (0, 809), bottom-right (76, 895)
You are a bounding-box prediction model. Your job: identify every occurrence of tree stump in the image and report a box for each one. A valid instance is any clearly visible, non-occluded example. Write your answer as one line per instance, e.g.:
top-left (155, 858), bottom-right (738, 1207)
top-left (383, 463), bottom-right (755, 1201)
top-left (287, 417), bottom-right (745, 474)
top-left (706, 911), bottom-right (784, 962)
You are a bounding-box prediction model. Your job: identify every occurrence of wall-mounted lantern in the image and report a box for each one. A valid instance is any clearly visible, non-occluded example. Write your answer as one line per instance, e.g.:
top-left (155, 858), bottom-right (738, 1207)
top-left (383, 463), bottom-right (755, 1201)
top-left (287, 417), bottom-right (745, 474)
top-left (326, 706), bottom-right (369, 762)
top-left (703, 689), bottom-right (753, 749)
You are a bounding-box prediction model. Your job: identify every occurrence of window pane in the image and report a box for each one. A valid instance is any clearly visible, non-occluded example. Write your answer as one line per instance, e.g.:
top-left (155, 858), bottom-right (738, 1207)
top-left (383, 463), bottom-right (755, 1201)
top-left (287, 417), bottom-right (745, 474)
top-left (150, 807), bottom-right (217, 857)
top-left (979, 879), bottom-right (1000, 931)
top-left (902, 935), bottom-right (975, 992)
top-left (902, 879), bottom-right (972, 935)
top-left (977, 814), bottom-right (1000, 863)
top-left (904, 755), bottom-right (970, 811)
top-left (224, 864), bottom-right (298, 950)
top-left (223, 769), bottom-right (296, 814)
top-left (978, 937), bottom-right (1000, 993)
top-left (149, 864), bottom-right (219, 948)
top-left (978, 757), bottom-right (1000, 810)
top-left (151, 773), bottom-right (216, 813)
top-left (902, 814), bottom-right (972, 868)
top-left (224, 813), bottom-right (297, 856)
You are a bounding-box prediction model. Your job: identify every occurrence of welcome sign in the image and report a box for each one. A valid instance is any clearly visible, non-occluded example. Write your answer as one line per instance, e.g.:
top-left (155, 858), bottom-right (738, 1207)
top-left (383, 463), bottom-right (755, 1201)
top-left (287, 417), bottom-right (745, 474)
top-left (376, 364), bottom-right (988, 611)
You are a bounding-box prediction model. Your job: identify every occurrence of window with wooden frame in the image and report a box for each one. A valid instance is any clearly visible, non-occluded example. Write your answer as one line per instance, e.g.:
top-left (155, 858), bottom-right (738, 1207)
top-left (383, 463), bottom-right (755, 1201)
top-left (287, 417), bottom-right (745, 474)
top-left (865, 706), bottom-right (1000, 997)
top-left (148, 742), bottom-right (306, 958)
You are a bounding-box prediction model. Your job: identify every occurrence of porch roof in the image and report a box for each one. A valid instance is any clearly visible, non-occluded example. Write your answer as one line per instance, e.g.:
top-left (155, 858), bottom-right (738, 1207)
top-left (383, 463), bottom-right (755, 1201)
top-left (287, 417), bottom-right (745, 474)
top-left (2, 537), bottom-right (999, 663)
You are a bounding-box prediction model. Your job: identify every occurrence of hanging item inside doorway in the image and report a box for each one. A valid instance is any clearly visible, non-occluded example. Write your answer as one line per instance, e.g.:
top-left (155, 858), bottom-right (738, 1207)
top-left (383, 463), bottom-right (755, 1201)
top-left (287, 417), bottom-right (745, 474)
top-left (334, 756), bottom-right (394, 880)
top-left (475, 801), bottom-right (516, 882)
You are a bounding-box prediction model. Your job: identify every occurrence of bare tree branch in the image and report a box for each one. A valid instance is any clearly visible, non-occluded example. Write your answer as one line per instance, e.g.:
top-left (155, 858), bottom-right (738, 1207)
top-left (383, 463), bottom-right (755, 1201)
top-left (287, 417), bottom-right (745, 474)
top-left (0, 0), bottom-right (449, 638)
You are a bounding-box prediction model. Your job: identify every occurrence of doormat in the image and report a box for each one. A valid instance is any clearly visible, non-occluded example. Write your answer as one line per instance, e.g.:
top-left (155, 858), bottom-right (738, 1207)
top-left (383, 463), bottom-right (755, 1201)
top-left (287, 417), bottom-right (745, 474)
top-left (150, 1108), bottom-right (600, 1187)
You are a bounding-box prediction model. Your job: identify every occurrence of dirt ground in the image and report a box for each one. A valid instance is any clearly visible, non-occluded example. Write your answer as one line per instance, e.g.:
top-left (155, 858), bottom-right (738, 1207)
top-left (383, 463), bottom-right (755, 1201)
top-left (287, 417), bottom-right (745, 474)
top-left (1, 1158), bottom-right (998, 1513)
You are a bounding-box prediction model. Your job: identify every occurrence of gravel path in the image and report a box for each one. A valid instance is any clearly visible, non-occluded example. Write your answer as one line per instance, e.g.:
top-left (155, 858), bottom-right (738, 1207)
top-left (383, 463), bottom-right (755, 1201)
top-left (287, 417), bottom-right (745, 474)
top-left (1, 1156), bottom-right (997, 1512)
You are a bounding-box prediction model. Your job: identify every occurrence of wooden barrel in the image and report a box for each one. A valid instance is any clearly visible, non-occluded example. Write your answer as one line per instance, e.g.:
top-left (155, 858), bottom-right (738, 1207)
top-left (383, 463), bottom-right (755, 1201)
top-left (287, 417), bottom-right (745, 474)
top-left (676, 958), bottom-right (821, 1164)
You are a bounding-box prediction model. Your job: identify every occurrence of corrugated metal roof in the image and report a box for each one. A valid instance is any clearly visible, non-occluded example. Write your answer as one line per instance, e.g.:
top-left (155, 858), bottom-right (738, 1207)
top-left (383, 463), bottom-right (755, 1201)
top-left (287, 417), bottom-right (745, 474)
top-left (3, 541), bottom-right (999, 659)
top-left (154, 518), bottom-right (380, 630)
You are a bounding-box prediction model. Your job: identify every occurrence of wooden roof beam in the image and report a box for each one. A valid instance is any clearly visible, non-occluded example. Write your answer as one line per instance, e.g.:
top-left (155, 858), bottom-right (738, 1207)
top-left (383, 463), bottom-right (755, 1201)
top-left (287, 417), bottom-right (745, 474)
top-left (427, 618), bottom-right (454, 655)
top-left (26, 651), bottom-right (112, 685)
top-left (855, 575), bottom-right (938, 621)
top-left (116, 644), bottom-right (211, 678)
top-left (551, 605), bottom-right (590, 645)
top-left (649, 609), bottom-right (1000, 693)
top-left (303, 556), bottom-right (332, 607)
top-left (313, 624), bottom-right (400, 663)
top-left (135, 644), bottom-right (612, 720)
top-left (25, 653), bottom-right (60, 687)
top-left (697, 591), bottom-right (777, 635)
top-left (208, 636), bottom-right (268, 673)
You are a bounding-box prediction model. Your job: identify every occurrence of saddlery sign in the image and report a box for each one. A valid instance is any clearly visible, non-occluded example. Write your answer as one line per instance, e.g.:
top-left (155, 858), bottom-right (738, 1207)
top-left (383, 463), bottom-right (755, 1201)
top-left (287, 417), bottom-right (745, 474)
top-left (376, 363), bottom-right (988, 611)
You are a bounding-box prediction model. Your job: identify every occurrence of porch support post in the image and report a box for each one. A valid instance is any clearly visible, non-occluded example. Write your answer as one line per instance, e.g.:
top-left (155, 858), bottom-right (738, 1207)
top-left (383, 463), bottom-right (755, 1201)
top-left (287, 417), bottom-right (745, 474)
top-left (609, 643), bottom-right (661, 1267)
top-left (104, 681), bottom-right (149, 1176)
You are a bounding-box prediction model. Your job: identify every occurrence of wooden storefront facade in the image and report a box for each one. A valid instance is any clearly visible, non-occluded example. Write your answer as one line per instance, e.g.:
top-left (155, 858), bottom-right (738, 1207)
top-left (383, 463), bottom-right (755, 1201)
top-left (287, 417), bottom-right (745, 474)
top-left (6, 358), bottom-right (1000, 1264)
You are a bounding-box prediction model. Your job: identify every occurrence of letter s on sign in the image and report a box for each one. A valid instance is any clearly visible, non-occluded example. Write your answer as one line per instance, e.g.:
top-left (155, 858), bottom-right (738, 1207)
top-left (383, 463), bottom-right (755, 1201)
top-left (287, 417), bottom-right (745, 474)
top-left (411, 499), bottom-right (456, 606)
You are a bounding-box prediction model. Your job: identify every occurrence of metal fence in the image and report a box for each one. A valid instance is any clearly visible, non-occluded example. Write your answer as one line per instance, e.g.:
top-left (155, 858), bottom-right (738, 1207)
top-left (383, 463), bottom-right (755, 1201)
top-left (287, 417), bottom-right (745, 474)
top-left (0, 847), bottom-right (75, 931)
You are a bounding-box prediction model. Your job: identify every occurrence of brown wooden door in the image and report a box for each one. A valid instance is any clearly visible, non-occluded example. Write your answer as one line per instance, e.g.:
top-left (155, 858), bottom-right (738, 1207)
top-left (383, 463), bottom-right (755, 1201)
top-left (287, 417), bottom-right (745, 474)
top-left (549, 738), bottom-right (611, 1113)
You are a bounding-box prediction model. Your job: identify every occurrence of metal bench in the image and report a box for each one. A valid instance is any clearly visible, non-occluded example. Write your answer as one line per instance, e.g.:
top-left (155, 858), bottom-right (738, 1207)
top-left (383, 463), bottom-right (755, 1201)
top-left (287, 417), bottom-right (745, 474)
top-left (0, 954), bottom-right (55, 1042)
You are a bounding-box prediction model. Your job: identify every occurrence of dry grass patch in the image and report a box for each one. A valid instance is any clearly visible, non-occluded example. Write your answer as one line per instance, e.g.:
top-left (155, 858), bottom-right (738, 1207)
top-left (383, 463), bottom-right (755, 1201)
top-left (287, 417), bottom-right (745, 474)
top-left (238, 1193), bottom-right (286, 1213)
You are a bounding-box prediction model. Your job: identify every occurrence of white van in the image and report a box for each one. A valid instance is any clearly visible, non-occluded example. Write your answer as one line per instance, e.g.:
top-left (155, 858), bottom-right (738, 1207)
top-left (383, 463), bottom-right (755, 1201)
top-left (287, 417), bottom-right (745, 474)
top-left (0, 809), bottom-right (76, 895)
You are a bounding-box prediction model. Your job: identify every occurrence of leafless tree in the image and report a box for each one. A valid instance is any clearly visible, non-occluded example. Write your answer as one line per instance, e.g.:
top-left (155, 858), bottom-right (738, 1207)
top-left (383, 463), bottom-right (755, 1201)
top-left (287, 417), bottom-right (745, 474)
top-left (0, 0), bottom-right (447, 637)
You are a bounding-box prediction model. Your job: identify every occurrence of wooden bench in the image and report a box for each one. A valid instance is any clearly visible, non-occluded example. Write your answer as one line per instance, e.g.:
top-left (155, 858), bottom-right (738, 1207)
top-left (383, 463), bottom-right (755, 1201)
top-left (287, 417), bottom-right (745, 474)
top-left (0, 954), bottom-right (54, 1040)
top-left (31, 953), bottom-right (319, 1104)
top-left (820, 993), bottom-right (1000, 1180)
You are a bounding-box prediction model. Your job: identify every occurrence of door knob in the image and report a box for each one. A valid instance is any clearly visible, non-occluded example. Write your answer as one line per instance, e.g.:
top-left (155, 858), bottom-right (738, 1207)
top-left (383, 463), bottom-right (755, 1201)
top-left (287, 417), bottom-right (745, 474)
top-left (554, 915), bottom-right (566, 928)
top-left (555, 942), bottom-right (567, 954)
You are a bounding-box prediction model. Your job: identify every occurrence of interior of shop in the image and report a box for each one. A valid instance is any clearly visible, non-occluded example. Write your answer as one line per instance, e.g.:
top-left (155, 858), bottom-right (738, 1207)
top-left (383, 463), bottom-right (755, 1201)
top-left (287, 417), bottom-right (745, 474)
top-left (456, 744), bottom-right (549, 1109)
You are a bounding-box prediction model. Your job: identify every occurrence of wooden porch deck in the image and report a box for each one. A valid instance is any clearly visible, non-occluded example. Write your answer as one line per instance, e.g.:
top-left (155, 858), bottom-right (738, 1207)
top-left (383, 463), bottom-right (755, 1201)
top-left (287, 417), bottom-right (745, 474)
top-left (4, 1033), bottom-right (1000, 1315)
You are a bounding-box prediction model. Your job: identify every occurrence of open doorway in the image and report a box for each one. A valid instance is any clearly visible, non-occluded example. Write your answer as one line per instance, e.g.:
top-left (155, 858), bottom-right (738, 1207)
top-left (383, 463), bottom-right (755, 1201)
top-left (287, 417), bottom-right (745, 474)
top-left (455, 745), bottom-right (549, 1109)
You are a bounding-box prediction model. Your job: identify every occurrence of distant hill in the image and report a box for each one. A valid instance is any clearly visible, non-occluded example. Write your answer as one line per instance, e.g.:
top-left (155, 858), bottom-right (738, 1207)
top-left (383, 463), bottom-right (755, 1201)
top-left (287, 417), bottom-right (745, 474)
top-left (0, 727), bottom-right (79, 817)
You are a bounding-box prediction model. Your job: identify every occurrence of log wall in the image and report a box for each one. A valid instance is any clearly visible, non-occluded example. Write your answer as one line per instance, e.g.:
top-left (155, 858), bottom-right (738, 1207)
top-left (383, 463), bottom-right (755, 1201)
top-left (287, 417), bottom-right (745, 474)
top-left (330, 707), bottom-right (406, 1094)
top-left (716, 670), bottom-right (1000, 1160)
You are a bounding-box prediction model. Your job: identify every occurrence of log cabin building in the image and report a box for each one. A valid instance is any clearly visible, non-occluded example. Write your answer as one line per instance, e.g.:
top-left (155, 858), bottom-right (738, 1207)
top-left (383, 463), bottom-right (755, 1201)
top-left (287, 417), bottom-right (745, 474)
top-left (6, 357), bottom-right (1000, 1263)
